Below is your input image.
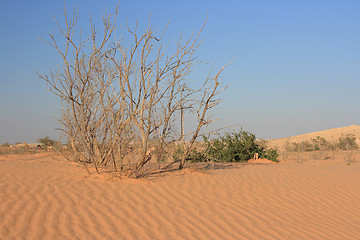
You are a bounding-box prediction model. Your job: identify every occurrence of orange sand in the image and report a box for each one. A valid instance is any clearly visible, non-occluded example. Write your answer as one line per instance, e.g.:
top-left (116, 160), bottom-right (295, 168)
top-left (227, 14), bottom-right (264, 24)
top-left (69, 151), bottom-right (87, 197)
top-left (267, 125), bottom-right (360, 151)
top-left (1, 153), bottom-right (359, 239)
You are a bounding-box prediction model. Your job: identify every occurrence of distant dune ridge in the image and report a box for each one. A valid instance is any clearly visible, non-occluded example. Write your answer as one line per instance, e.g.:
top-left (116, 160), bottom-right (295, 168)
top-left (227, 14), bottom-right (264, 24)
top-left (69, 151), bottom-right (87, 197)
top-left (267, 125), bottom-right (360, 151)
top-left (1, 126), bottom-right (360, 239)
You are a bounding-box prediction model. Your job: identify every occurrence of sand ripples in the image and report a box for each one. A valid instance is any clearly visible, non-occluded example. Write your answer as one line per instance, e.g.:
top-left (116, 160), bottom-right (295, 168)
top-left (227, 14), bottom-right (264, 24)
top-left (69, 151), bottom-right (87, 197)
top-left (0, 156), bottom-right (359, 239)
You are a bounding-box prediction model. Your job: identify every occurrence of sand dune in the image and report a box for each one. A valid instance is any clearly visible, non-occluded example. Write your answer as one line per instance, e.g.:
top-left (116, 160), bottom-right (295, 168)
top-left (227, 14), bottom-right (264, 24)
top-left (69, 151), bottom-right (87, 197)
top-left (267, 125), bottom-right (360, 151)
top-left (1, 153), bottom-right (360, 239)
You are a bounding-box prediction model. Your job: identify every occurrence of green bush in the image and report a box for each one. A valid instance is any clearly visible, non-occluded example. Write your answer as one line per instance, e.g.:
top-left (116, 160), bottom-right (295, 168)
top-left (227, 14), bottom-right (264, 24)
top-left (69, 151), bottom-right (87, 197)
top-left (261, 148), bottom-right (279, 162)
top-left (204, 131), bottom-right (261, 162)
top-left (172, 130), bottom-right (279, 163)
top-left (204, 130), bottom-right (279, 162)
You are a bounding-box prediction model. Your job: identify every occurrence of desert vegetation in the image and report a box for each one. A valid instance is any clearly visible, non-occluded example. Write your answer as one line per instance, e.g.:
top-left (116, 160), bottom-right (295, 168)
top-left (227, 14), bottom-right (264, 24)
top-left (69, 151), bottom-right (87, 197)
top-left (172, 130), bottom-right (279, 163)
top-left (35, 5), bottom-right (282, 177)
top-left (0, 145), bottom-right (32, 155)
top-left (0, 137), bottom-right (64, 155)
top-left (0, 144), bottom-right (38, 155)
top-left (272, 133), bottom-right (359, 164)
top-left (37, 5), bottom-right (235, 177)
top-left (284, 134), bottom-right (358, 152)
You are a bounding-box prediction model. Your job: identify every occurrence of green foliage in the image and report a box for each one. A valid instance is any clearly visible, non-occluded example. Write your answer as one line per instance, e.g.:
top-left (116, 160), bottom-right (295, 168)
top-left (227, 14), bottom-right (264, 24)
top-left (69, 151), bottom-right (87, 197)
top-left (172, 130), bottom-right (279, 163)
top-left (261, 148), bottom-right (279, 162)
top-left (204, 131), bottom-right (263, 162)
top-left (204, 131), bottom-right (279, 162)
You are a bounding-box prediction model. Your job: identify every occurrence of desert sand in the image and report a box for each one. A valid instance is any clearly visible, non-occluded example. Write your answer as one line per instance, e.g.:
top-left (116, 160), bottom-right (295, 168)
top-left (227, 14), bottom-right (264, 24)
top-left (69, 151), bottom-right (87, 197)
top-left (1, 153), bottom-right (360, 240)
top-left (267, 125), bottom-right (360, 151)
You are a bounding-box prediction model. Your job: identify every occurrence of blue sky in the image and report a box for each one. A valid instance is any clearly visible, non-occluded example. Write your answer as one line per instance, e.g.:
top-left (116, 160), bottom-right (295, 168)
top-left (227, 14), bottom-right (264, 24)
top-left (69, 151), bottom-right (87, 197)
top-left (0, 0), bottom-right (359, 144)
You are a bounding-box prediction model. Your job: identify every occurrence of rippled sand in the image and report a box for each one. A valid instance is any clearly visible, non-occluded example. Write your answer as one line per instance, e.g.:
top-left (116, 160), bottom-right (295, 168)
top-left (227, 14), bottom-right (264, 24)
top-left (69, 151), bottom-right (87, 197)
top-left (1, 153), bottom-right (359, 239)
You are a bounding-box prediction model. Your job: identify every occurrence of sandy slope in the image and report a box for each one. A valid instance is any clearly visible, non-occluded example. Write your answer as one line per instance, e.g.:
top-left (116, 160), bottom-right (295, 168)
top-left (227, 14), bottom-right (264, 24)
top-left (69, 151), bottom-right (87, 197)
top-left (267, 125), bottom-right (360, 151)
top-left (1, 154), bottom-right (360, 240)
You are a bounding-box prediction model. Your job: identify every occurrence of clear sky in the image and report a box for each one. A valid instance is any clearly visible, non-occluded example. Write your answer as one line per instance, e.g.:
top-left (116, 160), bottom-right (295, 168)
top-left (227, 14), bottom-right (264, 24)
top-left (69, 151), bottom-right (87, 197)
top-left (1, 0), bottom-right (359, 144)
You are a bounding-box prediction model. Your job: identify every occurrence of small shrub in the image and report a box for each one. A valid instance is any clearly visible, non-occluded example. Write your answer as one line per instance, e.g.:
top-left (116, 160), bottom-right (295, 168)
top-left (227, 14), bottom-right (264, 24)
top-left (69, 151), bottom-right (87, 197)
top-left (336, 134), bottom-right (358, 150)
top-left (172, 130), bottom-right (280, 163)
top-left (1, 142), bottom-right (10, 147)
top-left (172, 144), bottom-right (207, 163)
top-left (38, 137), bottom-right (56, 148)
top-left (261, 148), bottom-right (279, 162)
top-left (204, 131), bottom-right (258, 162)
top-left (284, 135), bottom-right (357, 152)
top-left (311, 136), bottom-right (331, 151)
top-left (204, 130), bottom-right (279, 162)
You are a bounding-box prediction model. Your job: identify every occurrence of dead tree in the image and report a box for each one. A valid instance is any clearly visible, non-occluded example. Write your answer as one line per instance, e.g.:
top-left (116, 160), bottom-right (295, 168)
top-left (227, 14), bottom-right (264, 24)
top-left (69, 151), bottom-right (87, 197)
top-left (38, 5), bottom-right (228, 176)
top-left (178, 65), bottom-right (229, 170)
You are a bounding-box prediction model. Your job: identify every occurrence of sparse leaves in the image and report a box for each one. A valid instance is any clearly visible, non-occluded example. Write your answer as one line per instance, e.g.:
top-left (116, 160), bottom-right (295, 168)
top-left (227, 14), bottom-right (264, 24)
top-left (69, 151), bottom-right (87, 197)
top-left (284, 134), bottom-right (358, 152)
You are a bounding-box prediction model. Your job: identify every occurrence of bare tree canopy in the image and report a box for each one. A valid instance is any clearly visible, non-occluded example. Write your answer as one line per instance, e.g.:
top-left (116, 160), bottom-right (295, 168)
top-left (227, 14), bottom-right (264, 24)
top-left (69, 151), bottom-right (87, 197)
top-left (38, 4), bottom-right (229, 177)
